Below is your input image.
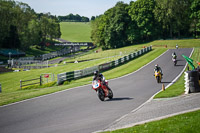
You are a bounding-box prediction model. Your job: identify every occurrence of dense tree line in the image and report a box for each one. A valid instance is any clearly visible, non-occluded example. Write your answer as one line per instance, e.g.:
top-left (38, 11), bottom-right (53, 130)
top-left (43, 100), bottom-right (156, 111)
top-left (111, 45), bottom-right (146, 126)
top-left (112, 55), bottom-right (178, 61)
top-left (91, 0), bottom-right (200, 50)
top-left (58, 13), bottom-right (89, 22)
top-left (0, 0), bottom-right (61, 50)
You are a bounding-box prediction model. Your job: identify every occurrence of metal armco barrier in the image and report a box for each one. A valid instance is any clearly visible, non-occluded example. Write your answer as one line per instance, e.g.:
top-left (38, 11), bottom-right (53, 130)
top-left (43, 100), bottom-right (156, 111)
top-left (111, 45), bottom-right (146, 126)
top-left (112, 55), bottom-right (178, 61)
top-left (57, 72), bottom-right (67, 85)
top-left (99, 62), bottom-right (113, 71)
top-left (57, 46), bottom-right (152, 85)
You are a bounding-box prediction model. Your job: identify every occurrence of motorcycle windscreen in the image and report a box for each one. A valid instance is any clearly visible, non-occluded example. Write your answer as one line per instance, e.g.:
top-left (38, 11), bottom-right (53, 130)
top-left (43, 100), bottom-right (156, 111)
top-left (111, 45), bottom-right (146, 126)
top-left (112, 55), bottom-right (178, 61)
top-left (92, 80), bottom-right (100, 89)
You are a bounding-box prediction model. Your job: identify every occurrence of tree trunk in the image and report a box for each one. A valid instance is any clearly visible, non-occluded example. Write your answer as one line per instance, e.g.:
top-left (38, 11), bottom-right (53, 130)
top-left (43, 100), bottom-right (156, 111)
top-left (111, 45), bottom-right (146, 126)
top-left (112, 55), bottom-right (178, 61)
top-left (170, 23), bottom-right (173, 38)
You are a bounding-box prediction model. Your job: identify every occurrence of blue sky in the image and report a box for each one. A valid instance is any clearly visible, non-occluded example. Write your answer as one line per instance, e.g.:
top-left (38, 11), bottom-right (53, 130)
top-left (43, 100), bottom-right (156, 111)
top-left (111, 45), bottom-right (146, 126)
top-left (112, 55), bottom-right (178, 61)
top-left (17, 0), bottom-right (133, 18)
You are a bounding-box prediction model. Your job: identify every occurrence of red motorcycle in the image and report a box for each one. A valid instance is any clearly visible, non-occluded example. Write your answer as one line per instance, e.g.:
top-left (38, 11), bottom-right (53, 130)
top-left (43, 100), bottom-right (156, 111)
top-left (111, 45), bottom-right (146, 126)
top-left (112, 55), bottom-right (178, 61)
top-left (92, 80), bottom-right (113, 101)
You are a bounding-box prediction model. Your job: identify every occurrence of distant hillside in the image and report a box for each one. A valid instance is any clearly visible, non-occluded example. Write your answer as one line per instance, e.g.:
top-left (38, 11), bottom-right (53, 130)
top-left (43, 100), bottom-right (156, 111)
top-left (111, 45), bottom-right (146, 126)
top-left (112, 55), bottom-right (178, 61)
top-left (60, 22), bottom-right (92, 42)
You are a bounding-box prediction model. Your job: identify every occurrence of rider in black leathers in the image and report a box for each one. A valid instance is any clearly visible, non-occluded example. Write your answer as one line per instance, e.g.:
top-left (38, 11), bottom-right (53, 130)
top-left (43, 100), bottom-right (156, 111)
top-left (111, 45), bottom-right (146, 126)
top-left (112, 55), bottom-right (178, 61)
top-left (93, 71), bottom-right (104, 81)
top-left (154, 64), bottom-right (163, 76)
top-left (172, 52), bottom-right (177, 59)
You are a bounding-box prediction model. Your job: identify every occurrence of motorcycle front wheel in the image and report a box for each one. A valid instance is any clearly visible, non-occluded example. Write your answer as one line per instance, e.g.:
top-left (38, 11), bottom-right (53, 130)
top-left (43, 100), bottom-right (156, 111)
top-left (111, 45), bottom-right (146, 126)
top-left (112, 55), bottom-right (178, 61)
top-left (156, 76), bottom-right (160, 83)
top-left (97, 88), bottom-right (105, 101)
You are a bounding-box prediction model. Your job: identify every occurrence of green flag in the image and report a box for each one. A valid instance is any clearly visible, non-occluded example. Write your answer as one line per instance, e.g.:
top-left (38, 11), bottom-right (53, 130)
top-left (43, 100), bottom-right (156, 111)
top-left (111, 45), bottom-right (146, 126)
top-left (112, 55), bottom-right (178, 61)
top-left (182, 55), bottom-right (195, 70)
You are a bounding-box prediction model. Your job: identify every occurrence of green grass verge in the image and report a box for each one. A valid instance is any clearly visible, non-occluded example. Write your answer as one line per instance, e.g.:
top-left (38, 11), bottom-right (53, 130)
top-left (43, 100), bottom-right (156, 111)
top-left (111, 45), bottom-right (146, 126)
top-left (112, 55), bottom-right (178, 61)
top-left (60, 22), bottom-right (92, 42)
top-left (103, 109), bottom-right (200, 133)
top-left (0, 44), bottom-right (148, 93)
top-left (64, 46), bottom-right (139, 63)
top-left (154, 48), bottom-right (200, 98)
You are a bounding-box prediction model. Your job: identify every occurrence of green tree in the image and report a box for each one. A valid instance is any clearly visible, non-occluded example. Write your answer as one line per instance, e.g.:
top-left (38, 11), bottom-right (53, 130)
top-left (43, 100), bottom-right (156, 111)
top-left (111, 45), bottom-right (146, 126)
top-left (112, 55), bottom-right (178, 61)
top-left (0, 0), bottom-right (16, 48)
top-left (91, 15), bottom-right (106, 48)
top-left (48, 19), bottom-right (61, 41)
top-left (58, 13), bottom-right (89, 22)
top-left (106, 2), bottom-right (131, 49)
top-left (91, 16), bottom-right (96, 21)
top-left (91, 2), bottom-right (131, 49)
top-left (27, 19), bottom-right (41, 46)
top-left (0, 1), bottom-right (61, 50)
top-left (128, 0), bottom-right (156, 42)
top-left (154, 0), bottom-right (191, 39)
top-left (2, 25), bottom-right (21, 49)
top-left (190, 0), bottom-right (200, 38)
top-left (16, 2), bottom-right (36, 50)
top-left (81, 16), bottom-right (89, 22)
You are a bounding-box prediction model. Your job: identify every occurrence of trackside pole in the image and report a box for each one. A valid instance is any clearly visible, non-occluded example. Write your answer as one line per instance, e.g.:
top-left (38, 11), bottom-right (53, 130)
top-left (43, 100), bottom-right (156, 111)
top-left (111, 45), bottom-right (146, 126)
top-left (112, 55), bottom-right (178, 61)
top-left (162, 84), bottom-right (165, 91)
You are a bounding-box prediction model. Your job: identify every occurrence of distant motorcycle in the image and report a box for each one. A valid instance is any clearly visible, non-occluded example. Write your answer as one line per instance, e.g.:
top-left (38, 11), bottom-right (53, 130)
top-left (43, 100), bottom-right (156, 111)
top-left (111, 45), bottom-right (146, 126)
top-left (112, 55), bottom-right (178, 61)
top-left (154, 70), bottom-right (162, 83)
top-left (92, 80), bottom-right (113, 101)
top-left (176, 44), bottom-right (178, 49)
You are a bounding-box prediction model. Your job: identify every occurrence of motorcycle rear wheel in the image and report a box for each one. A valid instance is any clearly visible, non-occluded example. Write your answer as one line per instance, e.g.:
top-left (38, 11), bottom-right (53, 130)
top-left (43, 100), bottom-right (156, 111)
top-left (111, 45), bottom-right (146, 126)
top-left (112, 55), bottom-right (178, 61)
top-left (174, 61), bottom-right (177, 66)
top-left (108, 89), bottom-right (113, 99)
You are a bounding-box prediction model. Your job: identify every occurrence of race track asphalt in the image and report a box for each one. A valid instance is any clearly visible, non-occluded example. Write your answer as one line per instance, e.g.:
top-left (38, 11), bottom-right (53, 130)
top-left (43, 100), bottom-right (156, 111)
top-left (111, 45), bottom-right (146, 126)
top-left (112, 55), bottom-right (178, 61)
top-left (0, 48), bottom-right (193, 133)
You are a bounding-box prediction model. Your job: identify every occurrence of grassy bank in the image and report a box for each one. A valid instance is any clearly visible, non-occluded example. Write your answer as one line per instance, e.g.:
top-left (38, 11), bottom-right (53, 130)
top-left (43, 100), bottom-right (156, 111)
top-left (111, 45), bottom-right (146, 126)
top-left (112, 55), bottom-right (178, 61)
top-left (60, 22), bottom-right (92, 42)
top-left (0, 44), bottom-right (144, 92)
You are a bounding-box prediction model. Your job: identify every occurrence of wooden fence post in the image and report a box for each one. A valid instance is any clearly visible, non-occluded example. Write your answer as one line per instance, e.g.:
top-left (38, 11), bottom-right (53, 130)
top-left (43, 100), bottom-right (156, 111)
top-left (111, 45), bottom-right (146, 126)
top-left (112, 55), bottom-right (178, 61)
top-left (40, 76), bottom-right (42, 86)
top-left (20, 80), bottom-right (22, 89)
